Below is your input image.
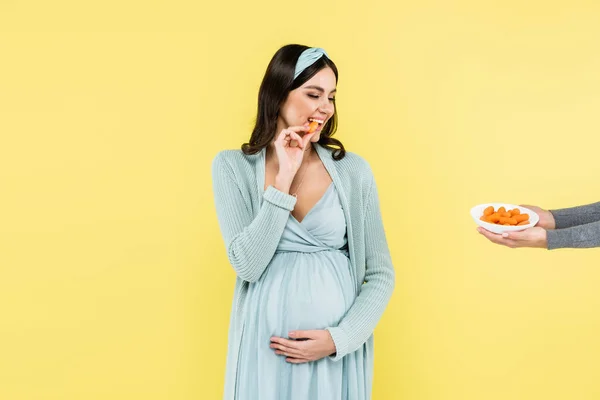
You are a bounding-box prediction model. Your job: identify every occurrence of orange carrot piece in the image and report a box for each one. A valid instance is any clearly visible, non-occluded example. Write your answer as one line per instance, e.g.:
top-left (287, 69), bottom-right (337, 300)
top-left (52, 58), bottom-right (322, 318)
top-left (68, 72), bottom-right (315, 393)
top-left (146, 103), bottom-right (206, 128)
top-left (308, 121), bottom-right (319, 133)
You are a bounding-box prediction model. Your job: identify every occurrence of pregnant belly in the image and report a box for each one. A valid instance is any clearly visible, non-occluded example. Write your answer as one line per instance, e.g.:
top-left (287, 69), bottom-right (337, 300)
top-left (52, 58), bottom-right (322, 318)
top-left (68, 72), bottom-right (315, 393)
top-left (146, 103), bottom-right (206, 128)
top-left (259, 251), bottom-right (355, 334)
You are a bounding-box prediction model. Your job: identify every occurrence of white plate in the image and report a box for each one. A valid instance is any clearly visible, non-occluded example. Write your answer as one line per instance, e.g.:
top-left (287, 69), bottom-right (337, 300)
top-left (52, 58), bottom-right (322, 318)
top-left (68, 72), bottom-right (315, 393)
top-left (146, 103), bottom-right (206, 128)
top-left (470, 203), bottom-right (539, 234)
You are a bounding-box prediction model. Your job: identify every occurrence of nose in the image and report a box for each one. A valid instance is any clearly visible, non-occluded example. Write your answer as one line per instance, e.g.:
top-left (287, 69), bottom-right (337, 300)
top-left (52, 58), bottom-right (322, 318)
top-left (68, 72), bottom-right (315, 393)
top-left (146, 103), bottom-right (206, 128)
top-left (318, 99), bottom-right (334, 116)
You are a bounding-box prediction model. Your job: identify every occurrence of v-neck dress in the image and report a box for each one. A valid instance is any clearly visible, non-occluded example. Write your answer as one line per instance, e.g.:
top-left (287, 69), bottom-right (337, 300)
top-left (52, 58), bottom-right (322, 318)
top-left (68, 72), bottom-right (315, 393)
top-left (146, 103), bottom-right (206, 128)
top-left (233, 182), bottom-right (374, 399)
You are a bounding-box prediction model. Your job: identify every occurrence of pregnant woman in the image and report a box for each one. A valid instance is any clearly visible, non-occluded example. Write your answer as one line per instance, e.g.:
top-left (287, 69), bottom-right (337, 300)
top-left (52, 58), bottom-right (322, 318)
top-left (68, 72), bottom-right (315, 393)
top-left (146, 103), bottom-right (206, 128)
top-left (212, 44), bottom-right (395, 400)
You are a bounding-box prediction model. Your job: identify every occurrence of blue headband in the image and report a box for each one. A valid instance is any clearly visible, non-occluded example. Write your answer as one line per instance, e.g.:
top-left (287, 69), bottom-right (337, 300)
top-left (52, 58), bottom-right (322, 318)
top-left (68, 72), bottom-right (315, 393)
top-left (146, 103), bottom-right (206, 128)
top-left (294, 47), bottom-right (329, 80)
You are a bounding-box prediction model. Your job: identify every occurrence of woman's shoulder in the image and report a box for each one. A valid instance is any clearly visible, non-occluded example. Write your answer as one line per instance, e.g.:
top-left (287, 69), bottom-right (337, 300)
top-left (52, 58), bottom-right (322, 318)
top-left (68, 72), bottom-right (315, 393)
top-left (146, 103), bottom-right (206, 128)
top-left (341, 151), bottom-right (372, 173)
top-left (212, 148), bottom-right (261, 185)
top-left (212, 148), bottom-right (261, 169)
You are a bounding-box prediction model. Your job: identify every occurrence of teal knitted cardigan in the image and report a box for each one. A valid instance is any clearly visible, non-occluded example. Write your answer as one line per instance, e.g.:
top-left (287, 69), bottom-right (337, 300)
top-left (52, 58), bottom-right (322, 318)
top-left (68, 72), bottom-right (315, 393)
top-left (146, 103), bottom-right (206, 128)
top-left (212, 143), bottom-right (395, 397)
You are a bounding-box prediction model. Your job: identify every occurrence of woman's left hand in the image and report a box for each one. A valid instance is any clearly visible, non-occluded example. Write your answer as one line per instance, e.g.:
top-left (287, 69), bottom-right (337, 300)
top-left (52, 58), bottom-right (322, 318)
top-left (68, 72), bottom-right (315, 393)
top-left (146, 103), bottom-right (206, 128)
top-left (270, 330), bottom-right (336, 364)
top-left (477, 226), bottom-right (548, 248)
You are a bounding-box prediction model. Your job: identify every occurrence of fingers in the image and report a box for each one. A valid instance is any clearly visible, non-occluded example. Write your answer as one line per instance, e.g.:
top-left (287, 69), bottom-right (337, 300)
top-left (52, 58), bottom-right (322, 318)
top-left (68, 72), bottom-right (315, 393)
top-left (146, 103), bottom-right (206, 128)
top-left (502, 230), bottom-right (526, 240)
top-left (275, 129), bottom-right (307, 149)
top-left (286, 125), bottom-right (310, 133)
top-left (289, 330), bottom-right (317, 339)
top-left (270, 337), bottom-right (307, 359)
top-left (477, 227), bottom-right (519, 248)
top-left (478, 229), bottom-right (506, 244)
top-left (271, 336), bottom-right (305, 350)
top-left (274, 129), bottom-right (296, 145)
top-left (285, 357), bottom-right (311, 364)
top-left (271, 344), bottom-right (304, 358)
top-left (274, 130), bottom-right (288, 148)
top-left (275, 126), bottom-right (306, 138)
top-left (301, 132), bottom-right (317, 148)
top-left (288, 131), bottom-right (304, 148)
top-left (519, 204), bottom-right (540, 210)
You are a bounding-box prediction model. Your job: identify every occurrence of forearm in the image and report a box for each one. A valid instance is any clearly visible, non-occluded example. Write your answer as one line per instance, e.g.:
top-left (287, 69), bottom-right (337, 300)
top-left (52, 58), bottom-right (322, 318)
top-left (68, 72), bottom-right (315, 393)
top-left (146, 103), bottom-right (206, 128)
top-left (212, 153), bottom-right (297, 282)
top-left (550, 202), bottom-right (600, 229)
top-left (326, 265), bottom-right (394, 360)
top-left (326, 176), bottom-right (395, 360)
top-left (223, 187), bottom-right (295, 281)
top-left (547, 220), bottom-right (600, 249)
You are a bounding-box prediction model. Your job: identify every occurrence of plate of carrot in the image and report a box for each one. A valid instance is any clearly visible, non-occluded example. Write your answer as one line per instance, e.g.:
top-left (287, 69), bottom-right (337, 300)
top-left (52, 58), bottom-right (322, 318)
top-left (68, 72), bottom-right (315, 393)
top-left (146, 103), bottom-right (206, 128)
top-left (470, 203), bottom-right (539, 234)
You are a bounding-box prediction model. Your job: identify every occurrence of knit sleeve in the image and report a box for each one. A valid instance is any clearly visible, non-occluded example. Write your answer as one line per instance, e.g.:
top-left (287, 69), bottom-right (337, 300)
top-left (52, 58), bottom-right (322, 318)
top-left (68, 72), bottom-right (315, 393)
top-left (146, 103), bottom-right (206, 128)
top-left (326, 173), bottom-right (395, 360)
top-left (547, 220), bottom-right (600, 249)
top-left (550, 202), bottom-right (600, 229)
top-left (212, 152), bottom-right (297, 282)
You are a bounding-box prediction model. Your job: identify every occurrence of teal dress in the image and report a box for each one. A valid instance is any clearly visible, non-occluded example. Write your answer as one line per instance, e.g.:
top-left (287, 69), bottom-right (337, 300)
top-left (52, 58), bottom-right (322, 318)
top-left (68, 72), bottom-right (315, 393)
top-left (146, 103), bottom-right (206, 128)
top-left (234, 182), bottom-right (374, 399)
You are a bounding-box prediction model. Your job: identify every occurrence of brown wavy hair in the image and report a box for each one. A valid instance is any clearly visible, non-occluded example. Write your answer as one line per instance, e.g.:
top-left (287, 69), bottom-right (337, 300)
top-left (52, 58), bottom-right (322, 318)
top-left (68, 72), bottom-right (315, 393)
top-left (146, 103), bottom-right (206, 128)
top-left (241, 44), bottom-right (346, 160)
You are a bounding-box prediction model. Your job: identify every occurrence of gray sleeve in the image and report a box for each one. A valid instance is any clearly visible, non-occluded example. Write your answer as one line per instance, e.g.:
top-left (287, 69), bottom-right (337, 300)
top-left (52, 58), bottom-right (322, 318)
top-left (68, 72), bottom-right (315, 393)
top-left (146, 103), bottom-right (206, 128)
top-left (550, 202), bottom-right (600, 229)
top-left (547, 220), bottom-right (600, 249)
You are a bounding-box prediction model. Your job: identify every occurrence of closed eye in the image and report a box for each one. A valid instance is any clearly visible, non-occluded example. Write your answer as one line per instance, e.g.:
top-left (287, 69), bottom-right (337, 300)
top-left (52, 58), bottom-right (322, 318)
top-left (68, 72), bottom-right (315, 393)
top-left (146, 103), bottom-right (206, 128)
top-left (308, 94), bottom-right (336, 102)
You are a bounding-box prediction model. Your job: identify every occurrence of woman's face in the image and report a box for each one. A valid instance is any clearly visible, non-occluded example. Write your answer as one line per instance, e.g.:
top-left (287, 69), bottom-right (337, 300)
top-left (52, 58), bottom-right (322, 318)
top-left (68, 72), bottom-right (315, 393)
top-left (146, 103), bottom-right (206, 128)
top-left (277, 67), bottom-right (337, 143)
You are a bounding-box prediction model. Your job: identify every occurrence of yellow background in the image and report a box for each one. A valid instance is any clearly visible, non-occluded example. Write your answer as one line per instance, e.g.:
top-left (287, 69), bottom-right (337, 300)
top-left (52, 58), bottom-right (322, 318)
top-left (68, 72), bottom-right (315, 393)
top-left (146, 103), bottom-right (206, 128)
top-left (1, 0), bottom-right (600, 399)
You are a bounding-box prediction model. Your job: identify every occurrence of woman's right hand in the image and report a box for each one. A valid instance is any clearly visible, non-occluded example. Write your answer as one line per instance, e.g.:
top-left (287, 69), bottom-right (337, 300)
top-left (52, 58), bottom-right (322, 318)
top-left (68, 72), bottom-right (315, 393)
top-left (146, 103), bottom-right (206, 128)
top-left (273, 125), bottom-right (316, 193)
top-left (520, 204), bottom-right (556, 230)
